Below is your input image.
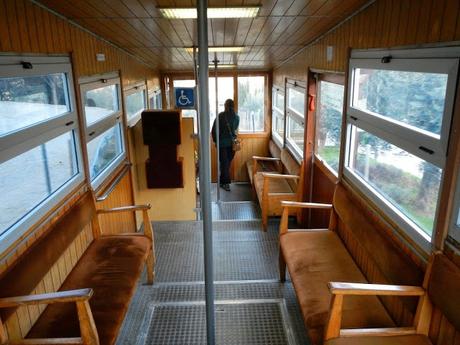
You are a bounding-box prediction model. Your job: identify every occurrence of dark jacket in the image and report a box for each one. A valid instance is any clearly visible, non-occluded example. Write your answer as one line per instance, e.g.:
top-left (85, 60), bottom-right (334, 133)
top-left (211, 111), bottom-right (240, 148)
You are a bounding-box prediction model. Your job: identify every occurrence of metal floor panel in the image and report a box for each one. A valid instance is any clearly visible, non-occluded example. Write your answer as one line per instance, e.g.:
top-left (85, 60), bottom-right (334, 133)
top-left (212, 201), bottom-right (261, 220)
top-left (116, 184), bottom-right (309, 345)
top-left (145, 300), bottom-right (293, 345)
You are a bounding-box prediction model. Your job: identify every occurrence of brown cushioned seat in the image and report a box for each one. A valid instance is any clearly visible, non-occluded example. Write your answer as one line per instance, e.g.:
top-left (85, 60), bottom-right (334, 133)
top-left (325, 335), bottom-right (432, 345)
top-left (280, 230), bottom-right (394, 344)
top-left (27, 235), bottom-right (151, 345)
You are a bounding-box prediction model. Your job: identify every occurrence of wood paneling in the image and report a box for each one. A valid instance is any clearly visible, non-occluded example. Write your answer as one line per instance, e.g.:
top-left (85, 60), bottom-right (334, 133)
top-left (211, 135), bottom-right (270, 182)
top-left (0, 0), bottom-right (159, 340)
top-left (34, 0), bottom-right (371, 70)
top-left (96, 172), bottom-right (137, 234)
top-left (273, 0), bottom-right (460, 343)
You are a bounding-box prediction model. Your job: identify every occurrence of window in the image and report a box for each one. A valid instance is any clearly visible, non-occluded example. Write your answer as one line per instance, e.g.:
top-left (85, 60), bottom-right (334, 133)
top-left (344, 47), bottom-right (459, 251)
top-left (0, 55), bottom-right (84, 251)
top-left (124, 82), bottom-right (146, 126)
top-left (315, 80), bottom-right (344, 173)
top-left (272, 86), bottom-right (285, 146)
top-left (209, 76), bottom-right (234, 125)
top-left (149, 89), bottom-right (162, 109)
top-left (80, 73), bottom-right (126, 188)
top-left (238, 76), bottom-right (265, 132)
top-left (286, 82), bottom-right (306, 159)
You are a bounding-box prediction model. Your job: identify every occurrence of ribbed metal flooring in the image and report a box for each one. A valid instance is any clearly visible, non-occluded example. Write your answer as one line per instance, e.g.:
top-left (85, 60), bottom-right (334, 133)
top-left (116, 187), bottom-right (309, 345)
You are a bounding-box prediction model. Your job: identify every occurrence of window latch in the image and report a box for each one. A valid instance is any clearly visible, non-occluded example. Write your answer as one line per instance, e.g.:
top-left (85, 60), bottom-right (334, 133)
top-left (89, 131), bottom-right (96, 136)
top-left (65, 121), bottom-right (74, 126)
top-left (21, 61), bottom-right (33, 69)
top-left (381, 55), bottom-right (392, 63)
top-left (350, 115), bottom-right (358, 121)
top-left (419, 146), bottom-right (434, 155)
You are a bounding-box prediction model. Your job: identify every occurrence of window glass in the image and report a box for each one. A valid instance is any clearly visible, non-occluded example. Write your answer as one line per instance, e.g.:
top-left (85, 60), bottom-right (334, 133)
top-left (273, 109), bottom-right (284, 141)
top-left (0, 74), bottom-right (69, 137)
top-left (273, 88), bottom-right (284, 111)
top-left (0, 131), bottom-right (79, 234)
top-left (348, 126), bottom-right (441, 236)
top-left (209, 77), bottom-right (233, 125)
top-left (126, 89), bottom-right (145, 120)
top-left (87, 124), bottom-right (123, 181)
top-left (287, 87), bottom-right (305, 117)
top-left (315, 81), bottom-right (344, 172)
top-left (238, 76), bottom-right (265, 132)
top-left (84, 84), bottom-right (118, 126)
top-left (287, 116), bottom-right (304, 154)
top-left (353, 68), bottom-right (448, 136)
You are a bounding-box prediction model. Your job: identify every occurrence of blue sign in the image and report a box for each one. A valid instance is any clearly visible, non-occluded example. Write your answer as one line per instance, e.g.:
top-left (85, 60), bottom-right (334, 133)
top-left (174, 87), bottom-right (196, 109)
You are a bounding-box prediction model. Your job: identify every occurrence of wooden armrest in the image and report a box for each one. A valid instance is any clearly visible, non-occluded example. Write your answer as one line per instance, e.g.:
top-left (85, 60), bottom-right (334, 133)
top-left (97, 204), bottom-right (151, 214)
top-left (252, 156), bottom-right (281, 161)
top-left (0, 289), bottom-right (93, 308)
top-left (328, 282), bottom-right (425, 296)
top-left (262, 173), bottom-right (299, 180)
top-left (281, 201), bottom-right (333, 209)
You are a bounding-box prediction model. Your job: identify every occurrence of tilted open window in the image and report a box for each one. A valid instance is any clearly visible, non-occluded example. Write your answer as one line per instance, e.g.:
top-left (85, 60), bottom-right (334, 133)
top-left (80, 73), bottom-right (126, 189)
top-left (344, 47), bottom-right (460, 252)
top-left (0, 55), bottom-right (84, 252)
top-left (285, 81), bottom-right (306, 161)
top-left (271, 86), bottom-right (285, 147)
top-left (124, 81), bottom-right (147, 127)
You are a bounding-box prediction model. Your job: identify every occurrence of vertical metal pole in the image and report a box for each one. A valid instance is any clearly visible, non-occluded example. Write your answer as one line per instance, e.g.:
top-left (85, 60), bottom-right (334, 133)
top-left (214, 57), bottom-right (220, 202)
top-left (193, 47), bottom-right (200, 135)
top-left (197, 1), bottom-right (215, 344)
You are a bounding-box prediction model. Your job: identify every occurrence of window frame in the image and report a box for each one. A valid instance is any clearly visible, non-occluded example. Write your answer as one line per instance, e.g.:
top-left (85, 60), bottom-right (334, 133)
top-left (285, 81), bottom-right (306, 162)
top-left (79, 73), bottom-right (126, 189)
top-left (124, 81), bottom-right (147, 127)
top-left (343, 47), bottom-right (460, 253)
top-left (0, 55), bottom-right (85, 253)
top-left (271, 85), bottom-right (285, 148)
top-left (314, 74), bottom-right (345, 176)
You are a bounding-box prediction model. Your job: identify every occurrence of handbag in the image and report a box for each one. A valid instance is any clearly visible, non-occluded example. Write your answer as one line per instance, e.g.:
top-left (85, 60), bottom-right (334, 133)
top-left (224, 114), bottom-right (241, 152)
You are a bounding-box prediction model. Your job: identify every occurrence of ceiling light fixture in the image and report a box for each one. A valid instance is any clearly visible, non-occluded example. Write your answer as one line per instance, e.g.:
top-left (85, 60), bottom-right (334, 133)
top-left (185, 47), bottom-right (244, 53)
top-left (159, 7), bottom-right (260, 19)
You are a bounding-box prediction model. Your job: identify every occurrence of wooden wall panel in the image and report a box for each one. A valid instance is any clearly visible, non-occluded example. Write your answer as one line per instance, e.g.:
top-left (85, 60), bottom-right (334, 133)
top-left (0, 0), bottom-right (159, 340)
top-left (96, 172), bottom-right (137, 234)
top-left (211, 135), bottom-right (270, 182)
top-left (273, 0), bottom-right (460, 342)
top-left (309, 161), bottom-right (337, 229)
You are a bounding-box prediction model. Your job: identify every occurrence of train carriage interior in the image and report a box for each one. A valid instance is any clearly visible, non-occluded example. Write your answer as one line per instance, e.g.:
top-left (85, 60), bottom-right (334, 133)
top-left (2, 0), bottom-right (460, 344)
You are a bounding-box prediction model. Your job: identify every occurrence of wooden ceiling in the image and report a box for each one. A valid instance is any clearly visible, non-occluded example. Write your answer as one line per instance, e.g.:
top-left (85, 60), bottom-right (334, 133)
top-left (36, 0), bottom-right (371, 71)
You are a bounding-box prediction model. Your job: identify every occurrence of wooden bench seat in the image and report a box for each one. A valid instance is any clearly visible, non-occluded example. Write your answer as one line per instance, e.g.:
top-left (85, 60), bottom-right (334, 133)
top-left (279, 183), bottom-right (425, 345)
top-left (246, 140), bottom-right (282, 184)
top-left (280, 230), bottom-right (394, 344)
top-left (326, 335), bottom-right (432, 345)
top-left (0, 191), bottom-right (154, 345)
top-left (323, 253), bottom-right (460, 345)
top-left (251, 148), bottom-right (304, 231)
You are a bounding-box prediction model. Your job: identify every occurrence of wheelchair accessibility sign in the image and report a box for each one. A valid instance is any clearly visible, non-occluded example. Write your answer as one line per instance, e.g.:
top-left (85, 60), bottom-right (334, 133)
top-left (174, 87), bottom-right (196, 109)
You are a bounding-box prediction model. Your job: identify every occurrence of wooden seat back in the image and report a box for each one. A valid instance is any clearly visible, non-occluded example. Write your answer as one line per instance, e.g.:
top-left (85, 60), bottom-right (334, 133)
top-left (280, 149), bottom-right (303, 193)
top-left (268, 140), bottom-right (281, 159)
top-left (427, 253), bottom-right (460, 332)
top-left (331, 183), bottom-right (424, 325)
top-left (0, 191), bottom-right (96, 322)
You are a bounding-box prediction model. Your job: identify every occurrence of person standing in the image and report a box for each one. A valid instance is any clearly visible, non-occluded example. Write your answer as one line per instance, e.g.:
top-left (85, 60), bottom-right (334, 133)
top-left (211, 99), bottom-right (240, 191)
